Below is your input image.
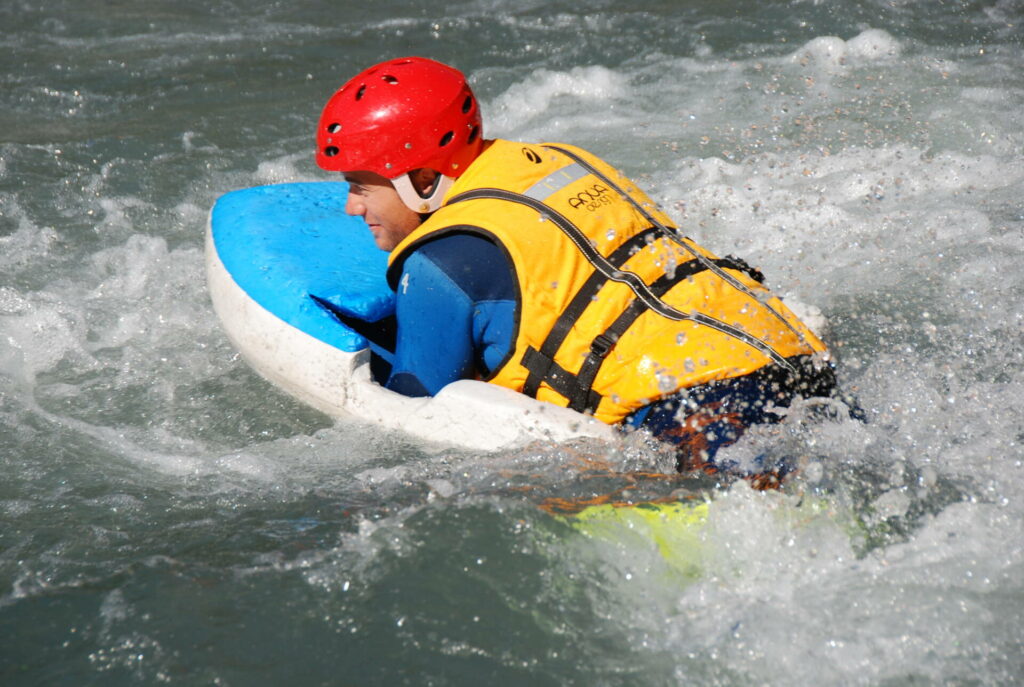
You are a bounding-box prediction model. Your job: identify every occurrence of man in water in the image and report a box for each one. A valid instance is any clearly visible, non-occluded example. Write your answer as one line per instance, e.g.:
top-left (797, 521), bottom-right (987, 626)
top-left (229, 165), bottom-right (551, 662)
top-left (316, 57), bottom-right (846, 483)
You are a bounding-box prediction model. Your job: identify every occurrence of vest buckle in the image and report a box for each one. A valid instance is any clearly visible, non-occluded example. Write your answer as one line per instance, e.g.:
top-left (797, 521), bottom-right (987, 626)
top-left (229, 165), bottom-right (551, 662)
top-left (590, 332), bottom-right (619, 358)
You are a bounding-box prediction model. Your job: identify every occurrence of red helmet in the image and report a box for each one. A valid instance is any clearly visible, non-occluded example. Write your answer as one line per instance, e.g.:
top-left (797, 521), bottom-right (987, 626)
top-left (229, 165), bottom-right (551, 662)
top-left (316, 57), bottom-right (483, 180)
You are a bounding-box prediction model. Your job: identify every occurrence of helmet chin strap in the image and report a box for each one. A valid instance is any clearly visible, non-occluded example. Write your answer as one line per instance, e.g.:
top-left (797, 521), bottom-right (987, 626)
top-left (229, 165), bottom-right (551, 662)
top-left (392, 173), bottom-right (455, 214)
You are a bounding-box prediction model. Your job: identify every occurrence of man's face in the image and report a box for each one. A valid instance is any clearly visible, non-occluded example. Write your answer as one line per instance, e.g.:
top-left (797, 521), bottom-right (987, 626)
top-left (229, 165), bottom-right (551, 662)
top-left (344, 171), bottom-right (423, 251)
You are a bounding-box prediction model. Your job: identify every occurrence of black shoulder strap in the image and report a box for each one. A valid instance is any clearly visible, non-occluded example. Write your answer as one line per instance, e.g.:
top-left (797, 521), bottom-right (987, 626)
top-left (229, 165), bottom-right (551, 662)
top-left (523, 256), bottom-right (758, 413)
top-left (447, 187), bottom-right (796, 373)
top-left (543, 144), bottom-right (805, 346)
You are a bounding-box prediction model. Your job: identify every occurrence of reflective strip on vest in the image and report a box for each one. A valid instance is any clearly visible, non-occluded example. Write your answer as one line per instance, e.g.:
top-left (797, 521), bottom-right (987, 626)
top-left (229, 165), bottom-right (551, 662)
top-left (523, 163), bottom-right (588, 202)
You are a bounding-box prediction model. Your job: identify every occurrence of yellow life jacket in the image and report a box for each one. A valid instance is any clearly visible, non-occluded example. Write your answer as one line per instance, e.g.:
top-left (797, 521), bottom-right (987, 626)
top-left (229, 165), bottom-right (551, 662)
top-left (388, 140), bottom-right (828, 425)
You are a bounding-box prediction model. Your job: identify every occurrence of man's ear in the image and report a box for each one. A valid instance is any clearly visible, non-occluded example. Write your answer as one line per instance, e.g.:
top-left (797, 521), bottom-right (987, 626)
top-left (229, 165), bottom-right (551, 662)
top-left (410, 168), bottom-right (440, 197)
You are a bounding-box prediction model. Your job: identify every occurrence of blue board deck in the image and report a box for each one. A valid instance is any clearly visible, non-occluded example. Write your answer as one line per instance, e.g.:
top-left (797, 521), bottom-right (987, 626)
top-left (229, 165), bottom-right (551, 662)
top-left (210, 182), bottom-right (394, 353)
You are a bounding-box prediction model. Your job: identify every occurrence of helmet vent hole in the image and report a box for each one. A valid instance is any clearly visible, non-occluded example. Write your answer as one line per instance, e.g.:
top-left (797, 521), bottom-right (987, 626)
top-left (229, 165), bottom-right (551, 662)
top-left (323, 146), bottom-right (339, 157)
top-left (438, 131), bottom-right (454, 147)
top-left (382, 74), bottom-right (399, 84)
top-left (355, 84), bottom-right (366, 100)
top-left (462, 95), bottom-right (473, 113)
top-left (326, 123), bottom-right (342, 133)
top-left (467, 125), bottom-right (479, 144)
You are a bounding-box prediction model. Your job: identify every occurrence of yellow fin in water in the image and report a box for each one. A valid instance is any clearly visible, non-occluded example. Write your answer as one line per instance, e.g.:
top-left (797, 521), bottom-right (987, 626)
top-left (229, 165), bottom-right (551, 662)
top-left (565, 499), bottom-right (711, 579)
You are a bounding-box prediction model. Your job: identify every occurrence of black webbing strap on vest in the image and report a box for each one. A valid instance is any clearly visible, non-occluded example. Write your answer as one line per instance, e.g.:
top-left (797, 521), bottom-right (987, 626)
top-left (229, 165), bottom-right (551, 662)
top-left (524, 255), bottom-right (764, 413)
top-left (445, 183), bottom-right (796, 411)
top-left (543, 144), bottom-right (808, 349)
top-left (519, 229), bottom-right (658, 398)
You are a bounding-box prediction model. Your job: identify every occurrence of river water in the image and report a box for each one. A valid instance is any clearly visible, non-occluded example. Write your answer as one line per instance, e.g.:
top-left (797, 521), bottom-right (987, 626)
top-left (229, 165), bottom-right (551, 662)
top-left (2, 1), bottom-right (1023, 685)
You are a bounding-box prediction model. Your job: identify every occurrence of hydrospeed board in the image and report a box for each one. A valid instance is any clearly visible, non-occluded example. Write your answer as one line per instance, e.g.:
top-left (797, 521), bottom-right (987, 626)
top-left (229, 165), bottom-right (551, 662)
top-left (206, 182), bottom-right (615, 452)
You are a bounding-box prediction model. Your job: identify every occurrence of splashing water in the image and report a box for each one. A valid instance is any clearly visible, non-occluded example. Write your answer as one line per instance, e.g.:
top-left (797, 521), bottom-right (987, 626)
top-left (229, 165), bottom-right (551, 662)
top-left (2, 2), bottom-right (1023, 685)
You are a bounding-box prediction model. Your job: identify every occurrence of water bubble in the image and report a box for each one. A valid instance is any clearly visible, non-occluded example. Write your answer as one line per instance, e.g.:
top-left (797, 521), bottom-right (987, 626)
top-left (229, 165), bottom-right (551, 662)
top-left (676, 332), bottom-right (687, 345)
top-left (684, 358), bottom-right (696, 373)
top-left (657, 373), bottom-right (677, 392)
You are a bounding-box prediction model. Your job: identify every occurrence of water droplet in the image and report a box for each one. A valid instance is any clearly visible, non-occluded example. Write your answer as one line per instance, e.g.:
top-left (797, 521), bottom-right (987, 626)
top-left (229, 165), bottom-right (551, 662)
top-left (606, 228), bottom-right (617, 241)
top-left (684, 358), bottom-right (696, 373)
top-left (657, 373), bottom-right (677, 392)
top-left (676, 332), bottom-right (687, 345)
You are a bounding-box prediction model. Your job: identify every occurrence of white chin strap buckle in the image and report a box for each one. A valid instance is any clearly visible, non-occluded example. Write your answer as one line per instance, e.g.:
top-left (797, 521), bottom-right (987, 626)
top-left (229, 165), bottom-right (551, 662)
top-left (392, 173), bottom-right (455, 214)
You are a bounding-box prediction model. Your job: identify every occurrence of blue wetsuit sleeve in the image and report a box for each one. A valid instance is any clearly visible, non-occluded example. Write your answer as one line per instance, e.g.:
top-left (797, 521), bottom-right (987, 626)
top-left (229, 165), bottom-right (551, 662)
top-left (385, 251), bottom-right (478, 396)
top-left (384, 234), bottom-right (517, 397)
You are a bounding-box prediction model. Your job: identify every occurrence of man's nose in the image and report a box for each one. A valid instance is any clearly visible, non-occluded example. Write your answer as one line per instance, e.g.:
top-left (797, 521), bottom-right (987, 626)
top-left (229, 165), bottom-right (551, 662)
top-left (345, 193), bottom-right (366, 217)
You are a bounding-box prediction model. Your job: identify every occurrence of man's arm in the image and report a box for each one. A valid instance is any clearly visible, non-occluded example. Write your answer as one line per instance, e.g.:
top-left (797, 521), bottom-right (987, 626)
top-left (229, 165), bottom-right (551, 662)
top-left (386, 234), bottom-right (517, 397)
top-left (385, 251), bottom-right (477, 396)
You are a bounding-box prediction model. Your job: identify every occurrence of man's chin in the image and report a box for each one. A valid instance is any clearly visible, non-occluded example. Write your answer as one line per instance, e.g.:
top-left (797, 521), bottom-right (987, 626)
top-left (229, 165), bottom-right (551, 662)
top-left (368, 228), bottom-right (388, 251)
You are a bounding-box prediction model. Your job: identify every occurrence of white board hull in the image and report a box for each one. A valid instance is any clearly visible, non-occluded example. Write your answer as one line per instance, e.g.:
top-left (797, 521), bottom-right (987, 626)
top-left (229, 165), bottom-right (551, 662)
top-left (205, 218), bottom-right (615, 452)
